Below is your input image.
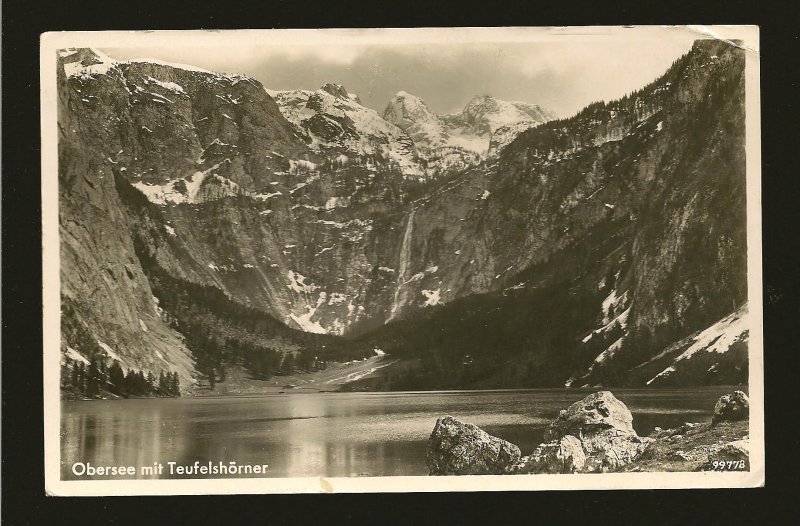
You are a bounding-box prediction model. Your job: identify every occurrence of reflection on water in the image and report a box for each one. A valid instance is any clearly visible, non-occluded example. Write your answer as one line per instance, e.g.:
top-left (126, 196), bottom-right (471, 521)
top-left (61, 387), bottom-right (741, 479)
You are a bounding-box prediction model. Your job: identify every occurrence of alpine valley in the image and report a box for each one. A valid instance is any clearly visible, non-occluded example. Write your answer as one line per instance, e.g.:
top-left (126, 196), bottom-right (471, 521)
top-left (57, 40), bottom-right (748, 397)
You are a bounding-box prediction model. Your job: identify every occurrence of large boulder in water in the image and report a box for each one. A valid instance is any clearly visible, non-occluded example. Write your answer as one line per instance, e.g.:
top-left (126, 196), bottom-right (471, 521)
top-left (712, 391), bottom-right (749, 425)
top-left (526, 391), bottom-right (649, 473)
top-left (544, 391), bottom-right (635, 441)
top-left (427, 416), bottom-right (521, 475)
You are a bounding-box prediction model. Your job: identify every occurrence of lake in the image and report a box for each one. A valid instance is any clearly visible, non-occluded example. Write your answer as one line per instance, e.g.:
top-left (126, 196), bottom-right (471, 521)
top-left (61, 387), bottom-right (741, 479)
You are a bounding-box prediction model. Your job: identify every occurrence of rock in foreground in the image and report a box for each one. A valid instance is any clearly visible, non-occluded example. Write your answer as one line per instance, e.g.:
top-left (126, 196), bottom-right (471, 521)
top-left (521, 391), bottom-right (649, 473)
top-left (427, 416), bottom-right (521, 475)
top-left (712, 391), bottom-right (749, 425)
top-left (520, 435), bottom-right (587, 474)
top-left (427, 390), bottom-right (751, 475)
top-left (544, 391), bottom-right (636, 440)
top-left (620, 420), bottom-right (749, 472)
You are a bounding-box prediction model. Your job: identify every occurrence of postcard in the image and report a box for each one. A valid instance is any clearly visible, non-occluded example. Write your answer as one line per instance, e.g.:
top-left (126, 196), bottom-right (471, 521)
top-left (41, 26), bottom-right (763, 495)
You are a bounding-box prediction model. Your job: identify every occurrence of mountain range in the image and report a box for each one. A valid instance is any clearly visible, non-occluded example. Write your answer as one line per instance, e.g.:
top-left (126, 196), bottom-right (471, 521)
top-left (56, 41), bottom-right (748, 394)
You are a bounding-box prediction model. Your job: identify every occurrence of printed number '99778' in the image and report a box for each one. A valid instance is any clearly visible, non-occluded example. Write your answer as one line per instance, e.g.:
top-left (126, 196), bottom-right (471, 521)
top-left (710, 460), bottom-right (747, 471)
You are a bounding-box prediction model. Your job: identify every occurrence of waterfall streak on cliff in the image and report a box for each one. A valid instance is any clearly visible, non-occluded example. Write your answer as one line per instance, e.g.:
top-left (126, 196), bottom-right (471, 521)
top-left (388, 209), bottom-right (416, 321)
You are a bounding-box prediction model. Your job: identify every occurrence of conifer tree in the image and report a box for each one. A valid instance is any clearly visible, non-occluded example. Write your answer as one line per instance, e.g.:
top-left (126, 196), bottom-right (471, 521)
top-left (170, 372), bottom-right (180, 396)
top-left (158, 371), bottom-right (168, 395)
top-left (86, 358), bottom-right (100, 397)
top-left (109, 360), bottom-right (125, 395)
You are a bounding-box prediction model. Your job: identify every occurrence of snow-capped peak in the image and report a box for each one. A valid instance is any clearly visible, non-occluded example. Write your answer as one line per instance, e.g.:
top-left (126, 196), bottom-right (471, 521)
top-left (268, 83), bottom-right (422, 177)
top-left (456, 94), bottom-right (553, 134)
top-left (446, 95), bottom-right (556, 154)
top-left (382, 91), bottom-right (554, 157)
top-left (383, 92), bottom-right (450, 149)
top-left (393, 91), bottom-right (425, 104)
top-left (59, 47), bottom-right (114, 65)
top-left (384, 91), bottom-right (439, 125)
top-left (60, 48), bottom-right (255, 83)
top-left (60, 48), bottom-right (118, 78)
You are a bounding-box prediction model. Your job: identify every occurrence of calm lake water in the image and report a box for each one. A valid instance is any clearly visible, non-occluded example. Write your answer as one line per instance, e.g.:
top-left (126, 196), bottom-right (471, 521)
top-left (61, 387), bottom-right (741, 479)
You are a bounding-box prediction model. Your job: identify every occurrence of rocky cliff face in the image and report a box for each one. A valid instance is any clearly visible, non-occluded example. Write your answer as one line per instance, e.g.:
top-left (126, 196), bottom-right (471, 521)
top-left (57, 40), bottom-right (748, 390)
top-left (58, 49), bottom-right (197, 387)
top-left (348, 39), bottom-right (748, 388)
top-left (378, 39), bottom-right (745, 341)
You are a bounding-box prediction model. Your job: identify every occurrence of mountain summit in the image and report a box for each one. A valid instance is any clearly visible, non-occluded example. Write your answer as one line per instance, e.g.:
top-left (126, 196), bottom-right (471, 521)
top-left (382, 91), bottom-right (452, 150)
top-left (268, 85), bottom-right (421, 177)
top-left (383, 92), bottom-right (555, 157)
top-left (450, 95), bottom-right (556, 153)
top-left (266, 84), bottom-right (552, 182)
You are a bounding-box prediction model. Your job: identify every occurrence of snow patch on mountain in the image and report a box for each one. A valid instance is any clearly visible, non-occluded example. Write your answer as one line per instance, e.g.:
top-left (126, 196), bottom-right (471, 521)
top-left (65, 347), bottom-right (91, 365)
top-left (645, 306), bottom-right (749, 385)
top-left (593, 337), bottom-right (625, 364)
top-left (97, 341), bottom-right (122, 362)
top-left (287, 270), bottom-right (319, 295)
top-left (143, 75), bottom-right (186, 95)
top-left (674, 310), bottom-right (748, 360)
top-left (61, 48), bottom-right (118, 78)
top-left (583, 307), bottom-right (631, 343)
top-left (289, 309), bottom-right (327, 334)
top-left (132, 162), bottom-right (220, 205)
top-left (421, 289), bottom-right (442, 306)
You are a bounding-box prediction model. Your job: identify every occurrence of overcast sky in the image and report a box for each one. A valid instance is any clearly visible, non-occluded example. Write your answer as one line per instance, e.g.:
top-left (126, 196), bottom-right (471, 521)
top-left (101, 29), bottom-right (700, 118)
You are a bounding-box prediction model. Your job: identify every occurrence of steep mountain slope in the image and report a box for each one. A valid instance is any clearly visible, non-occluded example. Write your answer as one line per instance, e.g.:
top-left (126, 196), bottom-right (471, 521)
top-left (629, 305), bottom-right (748, 387)
top-left (57, 40), bottom-right (748, 392)
top-left (59, 49), bottom-right (410, 344)
top-left (58, 49), bottom-right (392, 392)
top-left (58, 49), bottom-right (554, 345)
top-left (58, 49), bottom-right (198, 388)
top-left (345, 39), bottom-right (748, 388)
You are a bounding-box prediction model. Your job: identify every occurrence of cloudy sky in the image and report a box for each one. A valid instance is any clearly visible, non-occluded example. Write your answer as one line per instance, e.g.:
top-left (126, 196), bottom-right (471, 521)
top-left (100, 28), bottom-right (702, 118)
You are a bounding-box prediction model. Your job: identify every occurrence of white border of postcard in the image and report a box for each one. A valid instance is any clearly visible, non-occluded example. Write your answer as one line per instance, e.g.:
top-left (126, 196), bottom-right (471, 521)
top-left (41, 25), bottom-right (764, 495)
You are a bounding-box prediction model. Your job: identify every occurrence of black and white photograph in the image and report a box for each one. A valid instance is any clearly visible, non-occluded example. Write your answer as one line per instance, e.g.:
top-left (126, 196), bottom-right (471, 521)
top-left (40, 26), bottom-right (763, 495)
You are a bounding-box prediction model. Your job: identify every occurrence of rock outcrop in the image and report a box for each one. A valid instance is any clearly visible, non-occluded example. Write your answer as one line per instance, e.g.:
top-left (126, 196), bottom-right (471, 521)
top-left (701, 438), bottom-right (750, 470)
top-left (523, 391), bottom-right (649, 473)
top-left (427, 416), bottom-right (521, 475)
top-left (623, 420), bottom-right (750, 472)
top-left (428, 392), bottom-right (650, 475)
top-left (427, 390), bottom-right (752, 475)
top-left (519, 435), bottom-right (587, 474)
top-left (712, 391), bottom-right (750, 425)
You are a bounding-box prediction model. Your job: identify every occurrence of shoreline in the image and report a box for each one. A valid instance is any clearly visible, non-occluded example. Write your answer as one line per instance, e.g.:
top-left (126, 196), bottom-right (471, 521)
top-left (61, 383), bottom-right (748, 401)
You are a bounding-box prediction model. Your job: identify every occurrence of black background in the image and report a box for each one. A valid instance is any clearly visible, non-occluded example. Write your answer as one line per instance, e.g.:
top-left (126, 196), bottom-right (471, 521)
top-left (3, 0), bottom-right (798, 523)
